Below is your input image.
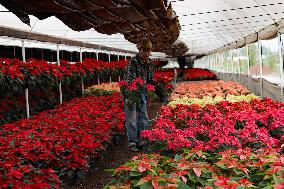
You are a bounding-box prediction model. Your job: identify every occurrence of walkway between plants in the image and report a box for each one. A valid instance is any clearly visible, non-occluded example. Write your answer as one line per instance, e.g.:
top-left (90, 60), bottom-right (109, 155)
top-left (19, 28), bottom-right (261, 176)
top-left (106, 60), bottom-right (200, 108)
top-left (62, 101), bottom-right (162, 189)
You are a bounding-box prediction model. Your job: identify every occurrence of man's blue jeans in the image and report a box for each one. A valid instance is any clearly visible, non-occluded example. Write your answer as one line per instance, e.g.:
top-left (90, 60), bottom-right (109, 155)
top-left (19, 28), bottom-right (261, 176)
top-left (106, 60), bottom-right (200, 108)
top-left (124, 95), bottom-right (149, 145)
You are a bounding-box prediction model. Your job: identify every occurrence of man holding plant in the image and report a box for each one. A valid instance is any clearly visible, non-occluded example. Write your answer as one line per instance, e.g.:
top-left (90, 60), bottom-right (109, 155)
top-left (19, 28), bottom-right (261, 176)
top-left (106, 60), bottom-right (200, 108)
top-left (120, 38), bottom-right (155, 152)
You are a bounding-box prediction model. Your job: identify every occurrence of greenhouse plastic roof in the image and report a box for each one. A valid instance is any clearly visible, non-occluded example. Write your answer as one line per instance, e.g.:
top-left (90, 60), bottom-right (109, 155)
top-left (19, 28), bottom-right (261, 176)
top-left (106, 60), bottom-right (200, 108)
top-left (171, 0), bottom-right (284, 55)
top-left (0, 0), bottom-right (283, 56)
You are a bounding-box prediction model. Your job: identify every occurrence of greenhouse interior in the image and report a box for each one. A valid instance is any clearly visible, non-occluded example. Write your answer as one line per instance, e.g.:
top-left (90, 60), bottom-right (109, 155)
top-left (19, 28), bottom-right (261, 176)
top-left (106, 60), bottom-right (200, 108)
top-left (0, 0), bottom-right (283, 188)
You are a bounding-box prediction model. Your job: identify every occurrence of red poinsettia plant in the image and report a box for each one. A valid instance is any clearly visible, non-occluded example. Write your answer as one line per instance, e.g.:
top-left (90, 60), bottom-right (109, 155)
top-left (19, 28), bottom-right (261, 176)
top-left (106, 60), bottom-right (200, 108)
top-left (119, 77), bottom-right (155, 106)
top-left (153, 69), bottom-right (175, 101)
top-left (183, 68), bottom-right (217, 81)
top-left (0, 93), bottom-right (125, 188)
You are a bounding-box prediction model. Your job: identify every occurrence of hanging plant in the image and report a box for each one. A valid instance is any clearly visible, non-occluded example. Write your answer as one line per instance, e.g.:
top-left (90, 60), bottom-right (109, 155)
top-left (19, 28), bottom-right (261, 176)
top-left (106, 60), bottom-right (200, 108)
top-left (164, 41), bottom-right (189, 57)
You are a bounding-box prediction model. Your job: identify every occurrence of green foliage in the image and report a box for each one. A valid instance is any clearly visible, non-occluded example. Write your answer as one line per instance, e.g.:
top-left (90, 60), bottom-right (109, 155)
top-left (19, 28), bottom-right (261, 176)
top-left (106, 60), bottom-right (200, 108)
top-left (105, 149), bottom-right (284, 188)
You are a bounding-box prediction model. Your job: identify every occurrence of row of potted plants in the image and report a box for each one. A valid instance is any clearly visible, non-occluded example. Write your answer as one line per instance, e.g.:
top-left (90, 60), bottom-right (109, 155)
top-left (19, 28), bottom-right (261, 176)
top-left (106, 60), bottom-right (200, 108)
top-left (0, 58), bottom-right (128, 91)
top-left (168, 94), bottom-right (260, 107)
top-left (105, 148), bottom-right (284, 188)
top-left (0, 58), bottom-right (127, 125)
top-left (83, 82), bottom-right (121, 97)
top-left (170, 80), bottom-right (251, 100)
top-left (105, 80), bottom-right (284, 188)
top-left (0, 93), bottom-right (125, 188)
top-left (183, 68), bottom-right (217, 81)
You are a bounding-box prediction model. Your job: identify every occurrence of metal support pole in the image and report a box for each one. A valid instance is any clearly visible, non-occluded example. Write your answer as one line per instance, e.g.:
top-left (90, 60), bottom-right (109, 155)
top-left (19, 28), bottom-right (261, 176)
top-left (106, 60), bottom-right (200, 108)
top-left (231, 50), bottom-right (233, 80)
top-left (96, 51), bottom-right (99, 61)
top-left (278, 33), bottom-right (284, 102)
top-left (97, 76), bottom-right (100, 85)
top-left (80, 48), bottom-right (83, 62)
top-left (232, 50), bottom-right (235, 80)
top-left (258, 38), bottom-right (263, 98)
top-left (174, 68), bottom-right (177, 88)
top-left (109, 51), bottom-right (111, 82)
top-left (246, 44), bottom-right (251, 90)
top-left (57, 45), bottom-right (62, 104)
top-left (220, 53), bottom-right (224, 78)
top-left (238, 48), bottom-right (241, 83)
top-left (22, 40), bottom-right (26, 62)
top-left (226, 51), bottom-right (229, 73)
top-left (80, 48), bottom-right (84, 96)
top-left (22, 40), bottom-right (30, 118)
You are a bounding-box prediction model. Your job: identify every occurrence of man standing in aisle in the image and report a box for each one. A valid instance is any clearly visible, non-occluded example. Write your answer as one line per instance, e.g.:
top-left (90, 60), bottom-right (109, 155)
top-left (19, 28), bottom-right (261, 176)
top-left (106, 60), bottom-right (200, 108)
top-left (122, 38), bottom-right (155, 152)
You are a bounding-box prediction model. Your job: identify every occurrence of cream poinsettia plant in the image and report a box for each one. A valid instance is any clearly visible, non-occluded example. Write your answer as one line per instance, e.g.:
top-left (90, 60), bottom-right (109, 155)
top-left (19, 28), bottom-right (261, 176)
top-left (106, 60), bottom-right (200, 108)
top-left (168, 94), bottom-right (260, 107)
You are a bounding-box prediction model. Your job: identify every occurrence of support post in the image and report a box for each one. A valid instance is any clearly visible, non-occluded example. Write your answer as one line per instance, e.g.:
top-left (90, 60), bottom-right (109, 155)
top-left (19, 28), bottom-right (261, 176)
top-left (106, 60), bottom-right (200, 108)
top-left (238, 48), bottom-right (241, 83)
top-left (22, 40), bottom-right (30, 118)
top-left (231, 49), bottom-right (234, 80)
top-left (57, 45), bottom-right (62, 104)
top-left (174, 68), bottom-right (177, 88)
top-left (278, 33), bottom-right (284, 102)
top-left (258, 39), bottom-right (263, 98)
top-left (80, 48), bottom-right (84, 96)
top-left (246, 44), bottom-right (251, 90)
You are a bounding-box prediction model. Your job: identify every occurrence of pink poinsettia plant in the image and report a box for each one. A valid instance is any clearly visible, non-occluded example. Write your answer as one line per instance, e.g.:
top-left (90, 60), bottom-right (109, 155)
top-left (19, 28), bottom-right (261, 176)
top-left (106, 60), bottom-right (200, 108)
top-left (142, 98), bottom-right (284, 152)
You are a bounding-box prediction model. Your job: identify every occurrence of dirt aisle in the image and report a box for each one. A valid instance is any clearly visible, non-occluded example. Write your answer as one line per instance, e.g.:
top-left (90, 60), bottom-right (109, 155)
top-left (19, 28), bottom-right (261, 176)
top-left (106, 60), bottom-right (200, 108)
top-left (61, 101), bottom-right (162, 189)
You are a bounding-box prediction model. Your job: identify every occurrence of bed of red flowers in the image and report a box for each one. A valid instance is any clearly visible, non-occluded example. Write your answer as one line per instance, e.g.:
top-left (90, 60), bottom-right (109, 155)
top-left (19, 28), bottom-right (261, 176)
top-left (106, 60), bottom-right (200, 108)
top-left (0, 58), bottom-right (128, 125)
top-left (0, 93), bottom-right (125, 188)
top-left (142, 98), bottom-right (284, 152)
top-left (183, 68), bottom-right (217, 81)
top-left (0, 58), bottom-right (128, 91)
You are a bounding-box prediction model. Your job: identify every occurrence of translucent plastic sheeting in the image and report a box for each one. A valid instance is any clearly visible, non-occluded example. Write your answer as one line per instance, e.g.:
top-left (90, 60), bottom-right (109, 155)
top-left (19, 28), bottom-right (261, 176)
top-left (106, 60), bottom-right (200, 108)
top-left (239, 46), bottom-right (249, 75)
top-left (232, 49), bottom-right (239, 74)
top-left (227, 51), bottom-right (233, 73)
top-left (248, 42), bottom-right (261, 78)
top-left (216, 72), bottom-right (281, 101)
top-left (219, 52), bottom-right (225, 73)
top-left (221, 52), bottom-right (227, 73)
top-left (261, 37), bottom-right (281, 85)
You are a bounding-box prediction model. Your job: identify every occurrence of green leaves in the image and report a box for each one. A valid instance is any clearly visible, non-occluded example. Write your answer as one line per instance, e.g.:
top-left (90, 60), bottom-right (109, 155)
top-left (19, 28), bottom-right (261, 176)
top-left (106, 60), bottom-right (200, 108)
top-left (105, 149), bottom-right (284, 188)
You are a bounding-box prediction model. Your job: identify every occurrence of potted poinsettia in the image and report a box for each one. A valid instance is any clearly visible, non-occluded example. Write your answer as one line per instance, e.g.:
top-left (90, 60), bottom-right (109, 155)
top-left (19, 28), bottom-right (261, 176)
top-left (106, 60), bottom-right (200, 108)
top-left (119, 77), bottom-right (155, 107)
